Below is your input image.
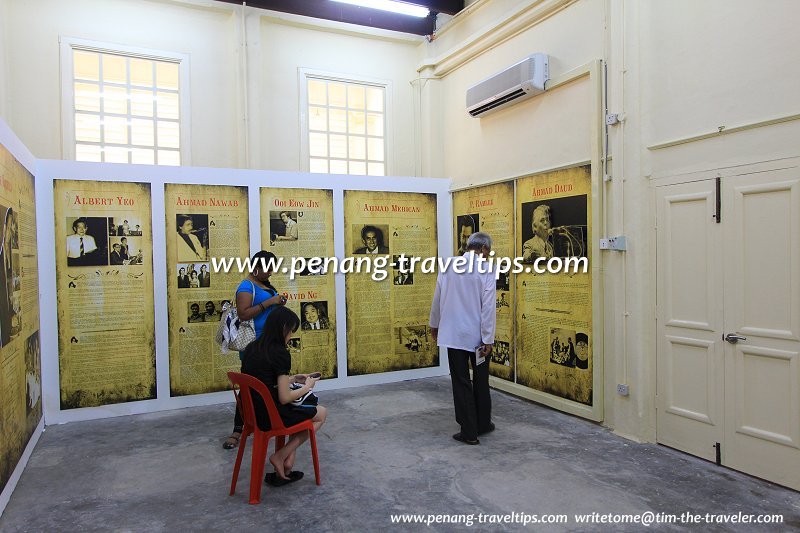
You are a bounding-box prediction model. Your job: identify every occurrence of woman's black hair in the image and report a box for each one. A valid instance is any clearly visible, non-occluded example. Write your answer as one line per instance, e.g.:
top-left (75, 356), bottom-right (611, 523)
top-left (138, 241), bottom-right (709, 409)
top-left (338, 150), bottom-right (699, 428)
top-left (253, 305), bottom-right (300, 354)
top-left (250, 250), bottom-right (278, 293)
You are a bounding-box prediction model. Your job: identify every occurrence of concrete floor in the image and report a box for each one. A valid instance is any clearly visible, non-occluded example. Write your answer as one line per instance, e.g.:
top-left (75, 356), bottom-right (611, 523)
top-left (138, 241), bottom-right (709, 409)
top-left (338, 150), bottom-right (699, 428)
top-left (1, 377), bottom-right (799, 532)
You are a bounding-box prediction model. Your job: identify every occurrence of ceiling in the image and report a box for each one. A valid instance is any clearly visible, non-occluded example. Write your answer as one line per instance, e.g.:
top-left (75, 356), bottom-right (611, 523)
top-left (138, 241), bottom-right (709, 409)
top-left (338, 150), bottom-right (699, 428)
top-left (215, 0), bottom-right (465, 36)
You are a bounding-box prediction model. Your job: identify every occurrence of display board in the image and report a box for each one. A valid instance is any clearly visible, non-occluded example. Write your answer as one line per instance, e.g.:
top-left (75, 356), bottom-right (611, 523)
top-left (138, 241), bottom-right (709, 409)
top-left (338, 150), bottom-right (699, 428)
top-left (0, 144), bottom-right (40, 493)
top-left (165, 184), bottom-right (250, 396)
top-left (261, 188), bottom-right (337, 378)
top-left (452, 181), bottom-right (515, 381)
top-left (515, 165), bottom-right (593, 405)
top-left (344, 190), bottom-right (438, 375)
top-left (54, 180), bottom-right (156, 408)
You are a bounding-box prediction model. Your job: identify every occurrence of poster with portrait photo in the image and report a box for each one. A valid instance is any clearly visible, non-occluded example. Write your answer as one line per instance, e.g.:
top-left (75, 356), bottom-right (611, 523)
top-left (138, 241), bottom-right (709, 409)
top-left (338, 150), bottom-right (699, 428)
top-left (520, 195), bottom-right (587, 262)
top-left (393, 270), bottom-right (414, 286)
top-left (65, 216), bottom-right (109, 267)
top-left (455, 213), bottom-right (479, 255)
top-left (269, 210), bottom-right (300, 244)
top-left (0, 206), bottom-right (15, 347)
top-left (300, 301), bottom-right (330, 331)
top-left (351, 224), bottom-right (390, 254)
top-left (187, 300), bottom-right (222, 323)
top-left (176, 214), bottom-right (209, 262)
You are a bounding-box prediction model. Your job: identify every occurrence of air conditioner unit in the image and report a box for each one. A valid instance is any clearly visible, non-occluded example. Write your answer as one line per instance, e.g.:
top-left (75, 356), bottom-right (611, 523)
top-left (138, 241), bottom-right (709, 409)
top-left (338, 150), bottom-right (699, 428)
top-left (466, 54), bottom-right (549, 118)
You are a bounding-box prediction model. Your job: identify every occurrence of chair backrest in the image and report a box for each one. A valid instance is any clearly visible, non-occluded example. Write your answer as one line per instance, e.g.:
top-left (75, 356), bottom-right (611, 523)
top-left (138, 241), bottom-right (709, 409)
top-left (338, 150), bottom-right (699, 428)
top-left (227, 372), bottom-right (287, 431)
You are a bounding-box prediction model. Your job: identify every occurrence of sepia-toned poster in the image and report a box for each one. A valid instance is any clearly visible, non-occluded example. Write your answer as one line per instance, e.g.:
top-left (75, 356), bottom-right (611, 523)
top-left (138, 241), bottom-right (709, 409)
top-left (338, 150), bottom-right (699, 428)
top-left (0, 144), bottom-right (40, 493)
top-left (166, 184), bottom-right (249, 396)
top-left (54, 180), bottom-right (155, 409)
top-left (453, 182), bottom-right (515, 381)
top-left (344, 191), bottom-right (438, 375)
top-left (516, 165), bottom-right (593, 405)
top-left (261, 188), bottom-right (337, 378)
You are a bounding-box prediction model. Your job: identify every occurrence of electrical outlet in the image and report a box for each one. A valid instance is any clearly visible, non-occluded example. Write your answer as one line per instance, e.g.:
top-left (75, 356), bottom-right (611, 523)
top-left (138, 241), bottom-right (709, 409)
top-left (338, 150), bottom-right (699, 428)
top-left (617, 383), bottom-right (629, 396)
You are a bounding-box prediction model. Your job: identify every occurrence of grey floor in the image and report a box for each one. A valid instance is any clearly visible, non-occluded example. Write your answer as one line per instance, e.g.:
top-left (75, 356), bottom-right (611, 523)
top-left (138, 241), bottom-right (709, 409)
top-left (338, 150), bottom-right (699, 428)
top-left (1, 377), bottom-right (799, 532)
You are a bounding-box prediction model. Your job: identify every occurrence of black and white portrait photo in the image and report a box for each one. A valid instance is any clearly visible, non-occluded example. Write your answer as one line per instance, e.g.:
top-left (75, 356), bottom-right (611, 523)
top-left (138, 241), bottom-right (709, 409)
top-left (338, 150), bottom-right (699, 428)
top-left (66, 216), bottom-right (109, 267)
top-left (456, 213), bottom-right (479, 255)
top-left (521, 195), bottom-right (587, 263)
top-left (353, 224), bottom-right (389, 254)
top-left (301, 301), bottom-right (330, 331)
top-left (176, 214), bottom-right (208, 262)
top-left (269, 210), bottom-right (299, 244)
top-left (549, 327), bottom-right (578, 367)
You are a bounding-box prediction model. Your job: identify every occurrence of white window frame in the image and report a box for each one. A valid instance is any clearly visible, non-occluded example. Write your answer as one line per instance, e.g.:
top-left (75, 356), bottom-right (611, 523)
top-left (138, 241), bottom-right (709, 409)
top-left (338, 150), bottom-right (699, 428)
top-left (298, 68), bottom-right (392, 176)
top-left (59, 36), bottom-right (192, 165)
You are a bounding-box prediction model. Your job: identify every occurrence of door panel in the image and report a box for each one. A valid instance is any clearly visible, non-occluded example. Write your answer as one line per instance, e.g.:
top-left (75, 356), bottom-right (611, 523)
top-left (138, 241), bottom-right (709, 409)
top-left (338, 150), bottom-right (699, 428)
top-left (656, 181), bottom-right (723, 460)
top-left (723, 170), bottom-right (800, 490)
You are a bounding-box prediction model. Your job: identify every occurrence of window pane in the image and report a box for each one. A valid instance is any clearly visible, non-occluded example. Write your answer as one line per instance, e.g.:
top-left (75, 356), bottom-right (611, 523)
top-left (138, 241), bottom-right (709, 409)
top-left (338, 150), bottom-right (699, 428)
top-left (131, 119), bottom-right (154, 146)
top-left (156, 62), bottom-right (179, 90)
top-left (348, 136), bottom-right (366, 160)
top-left (104, 116), bottom-right (129, 144)
top-left (348, 111), bottom-right (365, 134)
top-left (368, 162), bottom-right (385, 176)
top-left (130, 58), bottom-right (153, 86)
top-left (347, 85), bottom-right (365, 110)
top-left (366, 87), bottom-right (383, 112)
top-left (309, 158), bottom-right (328, 173)
top-left (308, 80), bottom-right (327, 105)
top-left (74, 50), bottom-right (99, 81)
top-left (158, 150), bottom-right (180, 166)
top-left (329, 82), bottom-right (346, 107)
top-left (367, 113), bottom-right (384, 136)
top-left (74, 82), bottom-right (100, 112)
top-left (131, 89), bottom-right (154, 117)
top-left (349, 161), bottom-right (366, 175)
top-left (308, 107), bottom-right (327, 131)
top-left (103, 54), bottom-right (127, 84)
top-left (368, 138), bottom-right (384, 161)
top-left (329, 134), bottom-right (347, 159)
top-left (309, 132), bottom-right (328, 157)
top-left (103, 85), bottom-right (128, 115)
top-left (156, 92), bottom-right (179, 119)
top-left (104, 146), bottom-right (129, 164)
top-left (329, 109), bottom-right (346, 133)
top-left (131, 148), bottom-right (155, 165)
top-left (329, 160), bottom-right (347, 174)
top-left (157, 121), bottom-right (180, 148)
top-left (75, 113), bottom-right (101, 142)
top-left (76, 144), bottom-right (102, 162)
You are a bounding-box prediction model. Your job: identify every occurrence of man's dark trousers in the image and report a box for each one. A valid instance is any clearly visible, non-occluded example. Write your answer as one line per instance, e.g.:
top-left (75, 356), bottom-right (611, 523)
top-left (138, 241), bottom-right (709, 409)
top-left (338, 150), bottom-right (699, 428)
top-left (448, 347), bottom-right (491, 441)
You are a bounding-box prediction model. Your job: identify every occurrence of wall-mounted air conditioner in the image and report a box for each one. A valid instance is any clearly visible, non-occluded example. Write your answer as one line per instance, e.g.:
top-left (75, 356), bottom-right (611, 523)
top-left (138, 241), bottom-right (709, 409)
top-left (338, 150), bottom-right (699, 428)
top-left (466, 54), bottom-right (549, 118)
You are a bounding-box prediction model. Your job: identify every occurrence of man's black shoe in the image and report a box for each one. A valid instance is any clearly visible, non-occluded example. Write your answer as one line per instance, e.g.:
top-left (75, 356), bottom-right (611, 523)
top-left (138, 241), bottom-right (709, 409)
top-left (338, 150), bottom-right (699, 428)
top-left (452, 432), bottom-right (479, 445)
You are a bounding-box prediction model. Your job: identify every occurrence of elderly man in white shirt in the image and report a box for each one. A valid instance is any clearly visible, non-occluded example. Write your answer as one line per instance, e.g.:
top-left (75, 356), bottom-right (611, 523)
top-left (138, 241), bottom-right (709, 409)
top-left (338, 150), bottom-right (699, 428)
top-left (430, 232), bottom-right (496, 445)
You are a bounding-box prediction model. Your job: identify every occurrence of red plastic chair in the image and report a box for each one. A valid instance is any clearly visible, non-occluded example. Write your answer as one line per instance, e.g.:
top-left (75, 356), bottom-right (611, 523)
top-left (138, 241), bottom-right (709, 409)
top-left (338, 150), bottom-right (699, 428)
top-left (227, 372), bottom-right (321, 504)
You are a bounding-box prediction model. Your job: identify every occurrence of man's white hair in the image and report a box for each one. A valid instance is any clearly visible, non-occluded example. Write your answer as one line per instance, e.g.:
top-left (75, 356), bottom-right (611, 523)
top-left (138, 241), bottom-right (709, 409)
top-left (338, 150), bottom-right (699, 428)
top-left (466, 232), bottom-right (492, 250)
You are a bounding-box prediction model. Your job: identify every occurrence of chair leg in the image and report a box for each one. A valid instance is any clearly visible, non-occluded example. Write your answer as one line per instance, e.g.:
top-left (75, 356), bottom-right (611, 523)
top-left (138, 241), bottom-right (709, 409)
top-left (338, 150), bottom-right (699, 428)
top-left (309, 429), bottom-right (321, 485)
top-left (249, 435), bottom-right (268, 504)
top-left (229, 431), bottom-right (249, 496)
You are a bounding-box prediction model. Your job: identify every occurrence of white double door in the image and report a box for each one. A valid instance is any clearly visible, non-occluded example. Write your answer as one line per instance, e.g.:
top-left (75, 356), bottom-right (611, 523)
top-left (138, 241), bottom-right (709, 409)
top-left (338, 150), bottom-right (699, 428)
top-left (656, 167), bottom-right (800, 491)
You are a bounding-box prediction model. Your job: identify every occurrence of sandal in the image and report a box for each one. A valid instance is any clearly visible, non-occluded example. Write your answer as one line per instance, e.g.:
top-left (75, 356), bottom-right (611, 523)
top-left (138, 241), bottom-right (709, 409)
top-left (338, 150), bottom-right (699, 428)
top-left (222, 432), bottom-right (241, 450)
top-left (265, 471), bottom-right (304, 486)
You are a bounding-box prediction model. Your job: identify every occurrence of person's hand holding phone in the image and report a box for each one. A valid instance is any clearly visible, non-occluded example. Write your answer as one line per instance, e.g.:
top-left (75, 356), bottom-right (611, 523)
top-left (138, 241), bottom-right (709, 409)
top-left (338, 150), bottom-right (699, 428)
top-left (293, 373), bottom-right (308, 384)
top-left (307, 372), bottom-right (322, 388)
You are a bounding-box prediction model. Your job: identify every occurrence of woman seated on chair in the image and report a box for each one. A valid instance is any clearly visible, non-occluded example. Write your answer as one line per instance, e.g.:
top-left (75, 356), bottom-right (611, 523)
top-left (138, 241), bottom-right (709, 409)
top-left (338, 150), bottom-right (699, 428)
top-left (241, 306), bottom-right (327, 486)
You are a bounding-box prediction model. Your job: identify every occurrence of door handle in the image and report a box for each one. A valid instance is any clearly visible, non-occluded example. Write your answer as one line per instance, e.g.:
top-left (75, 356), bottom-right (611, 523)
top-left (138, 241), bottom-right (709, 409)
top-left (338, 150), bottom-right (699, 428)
top-left (724, 333), bottom-right (747, 344)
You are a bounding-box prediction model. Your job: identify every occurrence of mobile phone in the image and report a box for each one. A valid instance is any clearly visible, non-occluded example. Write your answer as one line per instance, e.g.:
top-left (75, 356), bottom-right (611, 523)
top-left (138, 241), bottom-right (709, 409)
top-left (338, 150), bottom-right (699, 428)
top-left (309, 372), bottom-right (322, 379)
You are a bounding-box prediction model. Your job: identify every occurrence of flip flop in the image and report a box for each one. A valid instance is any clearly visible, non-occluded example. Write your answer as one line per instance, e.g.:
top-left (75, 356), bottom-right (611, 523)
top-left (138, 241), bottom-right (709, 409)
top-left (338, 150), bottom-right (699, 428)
top-left (265, 470), bottom-right (304, 486)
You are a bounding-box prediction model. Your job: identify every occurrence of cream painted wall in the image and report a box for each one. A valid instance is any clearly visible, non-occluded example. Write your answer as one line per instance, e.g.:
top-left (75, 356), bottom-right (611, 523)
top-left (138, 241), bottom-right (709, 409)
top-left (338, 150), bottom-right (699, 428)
top-left (0, 0), bottom-right (9, 120)
top-left (257, 18), bottom-right (420, 174)
top-left (420, 0), bottom-right (604, 185)
top-left (2, 0), bottom-right (240, 166)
